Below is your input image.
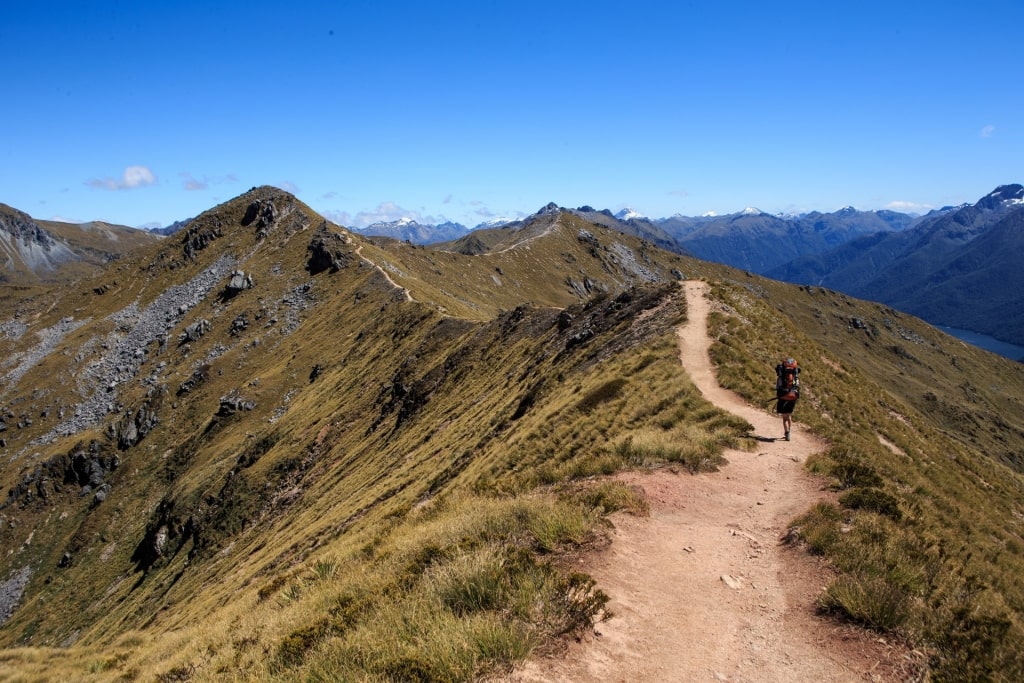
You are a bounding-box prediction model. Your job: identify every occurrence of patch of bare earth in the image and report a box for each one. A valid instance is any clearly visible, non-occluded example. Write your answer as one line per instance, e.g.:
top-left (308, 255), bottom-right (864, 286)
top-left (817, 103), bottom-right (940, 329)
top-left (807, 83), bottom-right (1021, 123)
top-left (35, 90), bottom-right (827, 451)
top-left (507, 281), bottom-right (913, 683)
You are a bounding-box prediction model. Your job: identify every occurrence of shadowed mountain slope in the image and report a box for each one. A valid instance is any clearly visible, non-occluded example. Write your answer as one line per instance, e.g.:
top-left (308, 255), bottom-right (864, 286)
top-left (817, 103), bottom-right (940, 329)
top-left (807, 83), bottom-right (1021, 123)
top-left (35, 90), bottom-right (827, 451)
top-left (0, 203), bottom-right (160, 289)
top-left (769, 185), bottom-right (1024, 345)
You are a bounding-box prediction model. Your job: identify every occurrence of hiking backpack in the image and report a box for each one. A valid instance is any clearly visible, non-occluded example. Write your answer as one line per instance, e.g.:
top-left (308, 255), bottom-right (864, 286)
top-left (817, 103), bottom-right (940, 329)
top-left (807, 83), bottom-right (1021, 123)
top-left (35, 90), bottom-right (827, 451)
top-left (776, 358), bottom-right (800, 400)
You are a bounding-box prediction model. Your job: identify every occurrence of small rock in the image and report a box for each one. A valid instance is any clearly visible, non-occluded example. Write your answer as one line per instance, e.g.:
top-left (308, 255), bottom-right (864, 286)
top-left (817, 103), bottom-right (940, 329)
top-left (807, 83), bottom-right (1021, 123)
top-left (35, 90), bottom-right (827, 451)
top-left (721, 574), bottom-right (742, 590)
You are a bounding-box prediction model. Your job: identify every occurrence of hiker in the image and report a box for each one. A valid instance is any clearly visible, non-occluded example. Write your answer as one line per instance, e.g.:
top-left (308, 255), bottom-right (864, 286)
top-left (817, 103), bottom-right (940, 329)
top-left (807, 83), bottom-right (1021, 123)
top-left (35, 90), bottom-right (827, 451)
top-left (775, 358), bottom-right (800, 441)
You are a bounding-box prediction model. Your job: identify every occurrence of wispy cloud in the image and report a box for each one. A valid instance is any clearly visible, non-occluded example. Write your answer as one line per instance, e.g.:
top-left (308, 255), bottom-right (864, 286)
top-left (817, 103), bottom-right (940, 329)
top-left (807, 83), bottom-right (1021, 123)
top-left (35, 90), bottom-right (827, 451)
top-left (180, 172), bottom-right (208, 191)
top-left (86, 165), bottom-right (156, 191)
top-left (980, 124), bottom-right (995, 138)
top-left (274, 180), bottom-right (301, 194)
top-left (669, 188), bottom-right (690, 198)
top-left (885, 200), bottom-right (932, 214)
top-left (179, 172), bottom-right (238, 191)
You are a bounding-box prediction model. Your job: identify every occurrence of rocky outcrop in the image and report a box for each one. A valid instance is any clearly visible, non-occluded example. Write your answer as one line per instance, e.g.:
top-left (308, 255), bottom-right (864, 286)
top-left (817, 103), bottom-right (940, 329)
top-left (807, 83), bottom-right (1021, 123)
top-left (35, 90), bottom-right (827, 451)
top-left (131, 498), bottom-right (197, 572)
top-left (178, 319), bottom-right (211, 345)
top-left (177, 365), bottom-right (210, 396)
top-left (3, 440), bottom-right (119, 509)
top-left (242, 199), bottom-right (278, 239)
top-left (306, 222), bottom-right (351, 275)
top-left (217, 393), bottom-right (256, 417)
top-left (109, 391), bottom-right (163, 450)
top-left (181, 222), bottom-right (222, 261)
top-left (0, 206), bottom-right (55, 248)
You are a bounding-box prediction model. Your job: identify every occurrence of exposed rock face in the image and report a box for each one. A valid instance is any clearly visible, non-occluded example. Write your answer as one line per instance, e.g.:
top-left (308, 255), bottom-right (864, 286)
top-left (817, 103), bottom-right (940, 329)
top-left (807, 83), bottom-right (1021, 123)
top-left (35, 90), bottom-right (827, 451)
top-left (110, 393), bottom-right (163, 450)
top-left (178, 319), bottom-right (211, 345)
top-left (131, 499), bottom-right (196, 572)
top-left (306, 222), bottom-right (351, 275)
top-left (242, 199), bottom-right (277, 235)
top-left (0, 206), bottom-right (55, 249)
top-left (177, 365), bottom-right (210, 396)
top-left (181, 222), bottom-right (222, 261)
top-left (2, 440), bottom-right (119, 509)
top-left (217, 393), bottom-right (256, 417)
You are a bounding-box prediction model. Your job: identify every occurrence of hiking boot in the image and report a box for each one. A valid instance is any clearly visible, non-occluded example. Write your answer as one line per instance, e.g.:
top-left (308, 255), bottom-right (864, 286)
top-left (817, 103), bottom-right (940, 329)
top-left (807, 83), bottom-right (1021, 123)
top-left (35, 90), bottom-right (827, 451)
top-left (785, 430), bottom-right (791, 441)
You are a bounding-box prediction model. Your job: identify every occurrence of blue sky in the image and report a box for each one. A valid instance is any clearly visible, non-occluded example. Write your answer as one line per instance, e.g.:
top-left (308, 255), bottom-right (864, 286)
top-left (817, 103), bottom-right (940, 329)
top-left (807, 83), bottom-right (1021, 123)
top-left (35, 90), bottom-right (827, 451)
top-left (2, 1), bottom-right (1021, 229)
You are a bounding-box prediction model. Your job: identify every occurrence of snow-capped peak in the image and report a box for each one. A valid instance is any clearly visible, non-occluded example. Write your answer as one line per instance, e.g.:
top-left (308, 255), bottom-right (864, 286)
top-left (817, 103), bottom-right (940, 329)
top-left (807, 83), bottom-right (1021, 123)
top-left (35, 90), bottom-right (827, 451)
top-left (740, 207), bottom-right (763, 215)
top-left (701, 210), bottom-right (718, 217)
top-left (614, 208), bottom-right (645, 221)
top-left (475, 217), bottom-right (516, 229)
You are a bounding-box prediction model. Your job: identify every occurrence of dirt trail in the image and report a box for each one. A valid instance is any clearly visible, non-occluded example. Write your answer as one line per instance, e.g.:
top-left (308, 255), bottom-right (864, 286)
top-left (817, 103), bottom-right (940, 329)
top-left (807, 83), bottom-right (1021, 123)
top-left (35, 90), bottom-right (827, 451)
top-left (511, 281), bottom-right (903, 683)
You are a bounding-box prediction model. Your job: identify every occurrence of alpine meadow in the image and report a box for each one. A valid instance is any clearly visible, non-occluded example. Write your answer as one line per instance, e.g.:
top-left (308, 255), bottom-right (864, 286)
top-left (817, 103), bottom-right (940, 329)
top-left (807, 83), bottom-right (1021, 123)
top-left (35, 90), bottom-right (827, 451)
top-left (1, 186), bottom-right (1024, 682)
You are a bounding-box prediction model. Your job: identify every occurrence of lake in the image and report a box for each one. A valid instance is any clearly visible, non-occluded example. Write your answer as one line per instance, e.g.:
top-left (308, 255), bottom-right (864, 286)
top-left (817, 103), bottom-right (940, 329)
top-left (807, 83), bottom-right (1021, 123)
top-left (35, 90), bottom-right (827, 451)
top-left (939, 326), bottom-right (1024, 362)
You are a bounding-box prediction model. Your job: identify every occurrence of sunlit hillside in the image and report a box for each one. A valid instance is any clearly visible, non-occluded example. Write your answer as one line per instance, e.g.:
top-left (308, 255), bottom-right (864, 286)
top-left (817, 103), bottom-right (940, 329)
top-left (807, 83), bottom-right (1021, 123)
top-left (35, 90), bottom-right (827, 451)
top-left (0, 187), bottom-right (1022, 681)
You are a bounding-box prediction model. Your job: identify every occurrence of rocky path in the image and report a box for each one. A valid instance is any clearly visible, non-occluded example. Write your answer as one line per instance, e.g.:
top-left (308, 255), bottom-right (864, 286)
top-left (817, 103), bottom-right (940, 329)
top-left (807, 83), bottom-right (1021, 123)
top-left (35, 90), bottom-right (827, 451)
top-left (511, 281), bottom-right (905, 682)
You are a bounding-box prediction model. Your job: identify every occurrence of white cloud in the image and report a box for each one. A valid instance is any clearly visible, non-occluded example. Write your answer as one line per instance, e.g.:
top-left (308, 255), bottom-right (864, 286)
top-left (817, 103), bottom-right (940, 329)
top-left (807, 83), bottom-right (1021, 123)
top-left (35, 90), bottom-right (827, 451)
top-left (980, 124), bottom-right (995, 138)
top-left (123, 165), bottom-right (156, 188)
top-left (86, 165), bottom-right (157, 191)
top-left (884, 200), bottom-right (932, 214)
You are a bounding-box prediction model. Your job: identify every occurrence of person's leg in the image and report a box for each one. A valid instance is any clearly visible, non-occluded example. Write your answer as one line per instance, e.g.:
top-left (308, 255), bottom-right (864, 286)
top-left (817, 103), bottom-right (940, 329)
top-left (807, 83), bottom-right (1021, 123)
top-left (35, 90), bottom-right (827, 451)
top-left (782, 413), bottom-right (791, 439)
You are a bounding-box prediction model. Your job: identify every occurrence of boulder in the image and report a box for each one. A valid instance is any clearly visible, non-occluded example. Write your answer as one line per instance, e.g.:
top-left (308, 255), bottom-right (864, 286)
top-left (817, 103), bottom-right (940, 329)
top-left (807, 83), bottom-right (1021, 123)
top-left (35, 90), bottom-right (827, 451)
top-left (178, 319), bottom-right (211, 345)
top-left (222, 271), bottom-right (254, 299)
top-left (217, 394), bottom-right (256, 417)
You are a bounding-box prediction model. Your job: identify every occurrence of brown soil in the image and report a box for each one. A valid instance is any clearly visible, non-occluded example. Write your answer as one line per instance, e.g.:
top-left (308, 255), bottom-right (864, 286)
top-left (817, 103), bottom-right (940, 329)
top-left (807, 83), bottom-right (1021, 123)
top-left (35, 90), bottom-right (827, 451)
top-left (507, 281), bottom-right (915, 682)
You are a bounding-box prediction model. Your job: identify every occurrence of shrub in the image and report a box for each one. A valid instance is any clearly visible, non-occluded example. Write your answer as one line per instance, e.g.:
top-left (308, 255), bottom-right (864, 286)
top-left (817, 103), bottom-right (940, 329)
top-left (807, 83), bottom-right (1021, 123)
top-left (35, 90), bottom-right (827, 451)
top-left (576, 481), bottom-right (648, 516)
top-left (576, 378), bottom-right (628, 413)
top-left (793, 502), bottom-right (844, 555)
top-left (819, 574), bottom-right (909, 631)
top-left (839, 487), bottom-right (902, 520)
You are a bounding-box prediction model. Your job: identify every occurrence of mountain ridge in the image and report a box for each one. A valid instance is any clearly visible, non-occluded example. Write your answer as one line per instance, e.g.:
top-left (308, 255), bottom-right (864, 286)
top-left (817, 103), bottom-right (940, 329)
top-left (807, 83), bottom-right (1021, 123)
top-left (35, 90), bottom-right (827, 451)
top-left (1, 185), bottom-right (1023, 680)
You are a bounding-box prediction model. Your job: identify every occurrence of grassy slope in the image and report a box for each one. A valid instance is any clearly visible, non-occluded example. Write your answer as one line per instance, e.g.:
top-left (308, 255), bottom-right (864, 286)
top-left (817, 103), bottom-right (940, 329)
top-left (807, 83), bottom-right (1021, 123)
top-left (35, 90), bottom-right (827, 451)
top-left (0, 189), bottom-right (748, 681)
top-left (701, 271), bottom-right (1024, 682)
top-left (3, 188), bottom-right (1023, 680)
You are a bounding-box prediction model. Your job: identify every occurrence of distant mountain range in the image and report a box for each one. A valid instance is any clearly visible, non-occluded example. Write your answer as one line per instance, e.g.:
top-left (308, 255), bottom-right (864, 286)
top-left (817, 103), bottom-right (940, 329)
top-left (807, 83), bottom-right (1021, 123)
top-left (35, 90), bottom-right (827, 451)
top-left (6, 183), bottom-right (1022, 346)
top-left (768, 184), bottom-right (1024, 346)
top-left (345, 184), bottom-right (1024, 347)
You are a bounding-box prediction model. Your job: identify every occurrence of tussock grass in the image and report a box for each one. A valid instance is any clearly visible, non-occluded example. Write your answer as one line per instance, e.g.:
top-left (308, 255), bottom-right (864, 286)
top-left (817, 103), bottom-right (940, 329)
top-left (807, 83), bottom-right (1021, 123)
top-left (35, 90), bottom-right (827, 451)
top-left (265, 493), bottom-right (610, 681)
top-left (707, 276), bottom-right (1024, 681)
